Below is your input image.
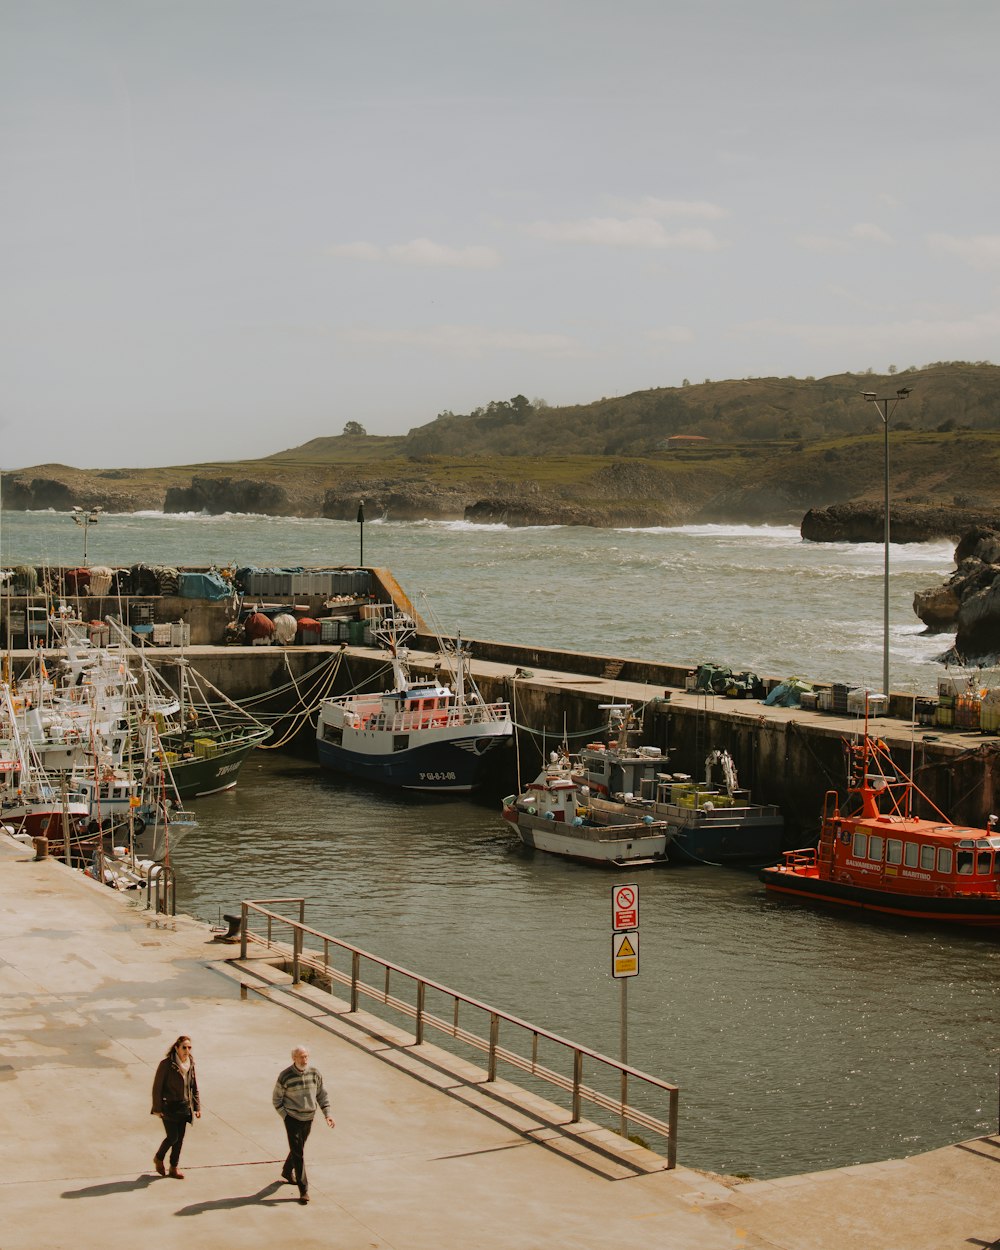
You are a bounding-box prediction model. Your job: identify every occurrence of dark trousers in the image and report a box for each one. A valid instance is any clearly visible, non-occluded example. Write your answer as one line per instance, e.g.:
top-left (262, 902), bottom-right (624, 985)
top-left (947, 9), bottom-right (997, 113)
top-left (282, 1115), bottom-right (313, 1194)
top-left (156, 1114), bottom-right (188, 1168)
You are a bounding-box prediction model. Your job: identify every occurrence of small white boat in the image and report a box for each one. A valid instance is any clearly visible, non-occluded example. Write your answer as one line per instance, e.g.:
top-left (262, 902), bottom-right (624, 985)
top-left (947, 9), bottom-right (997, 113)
top-left (501, 761), bottom-right (673, 867)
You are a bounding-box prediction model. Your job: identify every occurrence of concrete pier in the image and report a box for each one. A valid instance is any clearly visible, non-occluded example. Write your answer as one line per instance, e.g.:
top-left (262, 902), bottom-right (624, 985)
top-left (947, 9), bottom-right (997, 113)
top-left (1, 832), bottom-right (997, 1250)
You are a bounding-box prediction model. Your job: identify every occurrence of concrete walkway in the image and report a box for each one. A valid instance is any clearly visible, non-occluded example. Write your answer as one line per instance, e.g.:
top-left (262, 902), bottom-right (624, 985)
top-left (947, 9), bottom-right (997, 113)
top-left (1, 833), bottom-right (997, 1250)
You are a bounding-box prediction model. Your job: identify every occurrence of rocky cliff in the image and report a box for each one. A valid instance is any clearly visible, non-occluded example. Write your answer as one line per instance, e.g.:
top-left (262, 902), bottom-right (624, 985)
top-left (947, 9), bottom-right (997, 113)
top-left (913, 526), bottom-right (1000, 663)
top-left (801, 502), bottom-right (1000, 543)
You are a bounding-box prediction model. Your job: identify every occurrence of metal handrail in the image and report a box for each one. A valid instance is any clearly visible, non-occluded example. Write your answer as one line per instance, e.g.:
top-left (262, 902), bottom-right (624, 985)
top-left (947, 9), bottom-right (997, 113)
top-left (239, 898), bottom-right (678, 1167)
top-left (146, 863), bottom-right (176, 914)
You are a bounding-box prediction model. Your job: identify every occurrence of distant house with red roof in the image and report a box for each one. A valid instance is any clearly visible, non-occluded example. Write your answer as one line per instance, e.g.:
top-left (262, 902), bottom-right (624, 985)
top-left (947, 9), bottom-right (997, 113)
top-left (664, 434), bottom-right (710, 449)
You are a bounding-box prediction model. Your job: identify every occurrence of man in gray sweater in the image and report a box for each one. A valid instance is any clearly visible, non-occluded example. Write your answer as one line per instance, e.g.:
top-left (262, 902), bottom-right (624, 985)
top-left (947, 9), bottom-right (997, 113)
top-left (272, 1045), bottom-right (335, 1203)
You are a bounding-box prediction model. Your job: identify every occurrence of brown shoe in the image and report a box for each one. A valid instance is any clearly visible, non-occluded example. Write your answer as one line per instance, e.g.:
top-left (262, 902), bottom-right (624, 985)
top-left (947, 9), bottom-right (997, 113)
top-left (153, 1156), bottom-right (166, 1176)
top-left (169, 1167), bottom-right (185, 1179)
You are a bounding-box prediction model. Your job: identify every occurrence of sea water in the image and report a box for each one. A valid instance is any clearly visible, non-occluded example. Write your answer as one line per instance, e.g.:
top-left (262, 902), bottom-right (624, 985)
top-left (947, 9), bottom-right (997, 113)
top-left (3, 510), bottom-right (996, 1180)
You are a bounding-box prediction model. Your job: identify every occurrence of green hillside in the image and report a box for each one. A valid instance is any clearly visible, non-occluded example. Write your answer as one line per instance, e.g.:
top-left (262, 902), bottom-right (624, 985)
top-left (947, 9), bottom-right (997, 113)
top-left (4, 362), bottom-right (999, 526)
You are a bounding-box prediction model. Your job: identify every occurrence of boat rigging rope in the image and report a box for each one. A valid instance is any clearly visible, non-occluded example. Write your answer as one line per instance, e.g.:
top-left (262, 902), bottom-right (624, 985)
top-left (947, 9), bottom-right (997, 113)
top-left (258, 649), bottom-right (346, 750)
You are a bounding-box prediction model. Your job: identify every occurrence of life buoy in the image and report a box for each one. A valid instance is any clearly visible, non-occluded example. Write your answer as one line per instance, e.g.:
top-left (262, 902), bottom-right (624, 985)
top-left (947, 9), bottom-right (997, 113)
top-left (132, 817), bottom-right (147, 835)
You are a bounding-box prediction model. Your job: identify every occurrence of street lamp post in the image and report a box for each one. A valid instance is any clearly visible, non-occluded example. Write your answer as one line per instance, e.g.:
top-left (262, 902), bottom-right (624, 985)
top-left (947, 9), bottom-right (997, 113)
top-left (861, 387), bottom-right (911, 698)
top-left (70, 505), bottom-right (102, 565)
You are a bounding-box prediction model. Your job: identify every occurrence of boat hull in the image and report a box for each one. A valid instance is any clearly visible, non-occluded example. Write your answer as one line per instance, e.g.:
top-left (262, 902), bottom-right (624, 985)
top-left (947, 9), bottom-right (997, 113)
top-left (759, 866), bottom-right (1000, 927)
top-left (161, 731), bottom-right (268, 798)
top-left (503, 809), bottom-right (671, 867)
top-left (317, 732), bottom-right (509, 793)
top-left (665, 811), bottom-right (785, 866)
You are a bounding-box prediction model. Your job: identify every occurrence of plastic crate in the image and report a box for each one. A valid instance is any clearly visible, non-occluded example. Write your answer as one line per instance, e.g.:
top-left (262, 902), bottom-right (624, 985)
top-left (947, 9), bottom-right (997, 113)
top-left (955, 695), bottom-right (982, 729)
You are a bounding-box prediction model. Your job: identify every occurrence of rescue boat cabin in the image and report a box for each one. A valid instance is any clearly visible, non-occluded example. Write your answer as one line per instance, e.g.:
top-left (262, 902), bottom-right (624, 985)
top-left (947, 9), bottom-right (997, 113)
top-left (817, 797), bottom-right (1000, 900)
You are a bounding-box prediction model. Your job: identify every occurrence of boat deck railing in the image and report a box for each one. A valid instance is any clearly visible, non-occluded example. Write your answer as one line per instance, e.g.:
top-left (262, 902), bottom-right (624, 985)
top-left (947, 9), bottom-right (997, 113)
top-left (781, 848), bottom-right (817, 869)
top-left (239, 897), bottom-right (678, 1167)
top-left (344, 700), bottom-right (512, 734)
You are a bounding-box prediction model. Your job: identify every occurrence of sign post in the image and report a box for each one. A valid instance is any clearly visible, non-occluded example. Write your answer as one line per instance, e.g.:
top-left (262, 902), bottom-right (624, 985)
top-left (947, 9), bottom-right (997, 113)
top-left (611, 884), bottom-right (639, 1139)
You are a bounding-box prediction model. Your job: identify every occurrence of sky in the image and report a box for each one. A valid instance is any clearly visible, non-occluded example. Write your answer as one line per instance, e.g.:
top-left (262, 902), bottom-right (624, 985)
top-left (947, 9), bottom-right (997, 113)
top-left (3, 0), bottom-right (1000, 470)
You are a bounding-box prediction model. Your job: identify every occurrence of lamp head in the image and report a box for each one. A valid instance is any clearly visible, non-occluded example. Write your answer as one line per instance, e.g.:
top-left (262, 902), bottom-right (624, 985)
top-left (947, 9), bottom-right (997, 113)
top-left (896, 386), bottom-right (912, 398)
top-left (862, 392), bottom-right (877, 401)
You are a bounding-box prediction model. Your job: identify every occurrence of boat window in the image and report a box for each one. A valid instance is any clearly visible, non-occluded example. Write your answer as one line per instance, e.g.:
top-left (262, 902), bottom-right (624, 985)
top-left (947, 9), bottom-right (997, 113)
top-left (920, 845), bottom-right (935, 871)
top-left (904, 842), bottom-right (919, 868)
top-left (852, 831), bottom-right (868, 857)
top-left (392, 735), bottom-right (409, 753)
top-left (886, 839), bottom-right (902, 865)
top-left (976, 850), bottom-right (993, 875)
top-left (956, 850), bottom-right (974, 875)
top-left (868, 834), bottom-right (884, 862)
top-left (937, 847), bottom-right (953, 874)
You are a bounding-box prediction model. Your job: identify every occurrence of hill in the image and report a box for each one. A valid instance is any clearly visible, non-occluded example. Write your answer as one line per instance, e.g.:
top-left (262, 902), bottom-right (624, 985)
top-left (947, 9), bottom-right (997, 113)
top-left (4, 363), bottom-right (1000, 530)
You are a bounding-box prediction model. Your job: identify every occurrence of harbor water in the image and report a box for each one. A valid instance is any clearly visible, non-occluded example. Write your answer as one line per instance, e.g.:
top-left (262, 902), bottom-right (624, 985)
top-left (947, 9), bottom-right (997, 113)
top-left (4, 510), bottom-right (998, 1179)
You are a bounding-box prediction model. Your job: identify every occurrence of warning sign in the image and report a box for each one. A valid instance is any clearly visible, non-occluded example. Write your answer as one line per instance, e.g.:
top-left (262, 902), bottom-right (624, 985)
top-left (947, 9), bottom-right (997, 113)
top-left (612, 883), bottom-right (639, 931)
top-left (612, 930), bottom-right (639, 979)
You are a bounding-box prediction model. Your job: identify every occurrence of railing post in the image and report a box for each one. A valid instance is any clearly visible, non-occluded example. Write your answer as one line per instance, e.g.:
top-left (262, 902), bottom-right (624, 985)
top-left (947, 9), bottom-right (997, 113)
top-left (415, 981), bottom-right (425, 1045)
top-left (488, 1012), bottom-right (499, 1081)
top-left (240, 902), bottom-right (248, 960)
top-left (292, 925), bottom-right (302, 986)
top-left (571, 1050), bottom-right (583, 1121)
top-left (351, 951), bottom-right (360, 1012)
top-left (667, 1088), bottom-right (678, 1170)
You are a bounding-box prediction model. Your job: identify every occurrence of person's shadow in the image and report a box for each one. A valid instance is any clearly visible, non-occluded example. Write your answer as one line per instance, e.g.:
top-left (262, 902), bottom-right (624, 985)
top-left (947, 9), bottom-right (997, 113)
top-left (61, 1175), bottom-right (290, 1211)
top-left (174, 1180), bottom-right (288, 1215)
top-left (62, 1175), bottom-right (158, 1198)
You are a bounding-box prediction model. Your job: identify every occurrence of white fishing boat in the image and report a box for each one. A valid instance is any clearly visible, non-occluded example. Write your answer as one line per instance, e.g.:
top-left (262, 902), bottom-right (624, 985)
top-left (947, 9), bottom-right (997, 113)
top-left (316, 606), bottom-right (512, 792)
top-left (7, 612), bottom-right (269, 800)
top-left (501, 756), bottom-right (673, 867)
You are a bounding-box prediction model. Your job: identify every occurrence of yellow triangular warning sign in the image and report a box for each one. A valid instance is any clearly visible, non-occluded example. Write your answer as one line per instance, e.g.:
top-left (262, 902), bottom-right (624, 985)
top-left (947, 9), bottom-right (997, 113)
top-left (616, 934), bottom-right (636, 957)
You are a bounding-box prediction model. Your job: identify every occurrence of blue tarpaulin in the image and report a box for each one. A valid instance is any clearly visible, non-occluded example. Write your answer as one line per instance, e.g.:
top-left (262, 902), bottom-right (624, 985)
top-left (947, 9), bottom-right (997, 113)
top-left (763, 678), bottom-right (813, 707)
top-left (177, 570), bottom-right (232, 600)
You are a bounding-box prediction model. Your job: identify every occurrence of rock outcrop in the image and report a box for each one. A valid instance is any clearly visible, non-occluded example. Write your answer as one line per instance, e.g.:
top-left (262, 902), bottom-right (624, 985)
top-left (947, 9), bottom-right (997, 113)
top-left (801, 502), bottom-right (1000, 544)
top-left (321, 484), bottom-right (472, 521)
top-left (913, 526), bottom-right (1000, 663)
top-left (164, 477), bottom-right (292, 516)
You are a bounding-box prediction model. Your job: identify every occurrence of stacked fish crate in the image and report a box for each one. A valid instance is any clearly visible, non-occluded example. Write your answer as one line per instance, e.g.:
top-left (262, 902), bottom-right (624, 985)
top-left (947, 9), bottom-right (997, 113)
top-left (980, 688), bottom-right (1000, 734)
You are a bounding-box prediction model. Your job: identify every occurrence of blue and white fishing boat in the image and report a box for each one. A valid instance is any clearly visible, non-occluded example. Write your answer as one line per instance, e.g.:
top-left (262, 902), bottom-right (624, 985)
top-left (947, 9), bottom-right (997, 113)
top-left (315, 607), bottom-right (512, 792)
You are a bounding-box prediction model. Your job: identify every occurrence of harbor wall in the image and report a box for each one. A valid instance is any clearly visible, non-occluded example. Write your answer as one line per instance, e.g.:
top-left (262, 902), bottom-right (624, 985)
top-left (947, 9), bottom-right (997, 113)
top-left (67, 640), bottom-right (995, 844)
top-left (6, 558), bottom-right (998, 842)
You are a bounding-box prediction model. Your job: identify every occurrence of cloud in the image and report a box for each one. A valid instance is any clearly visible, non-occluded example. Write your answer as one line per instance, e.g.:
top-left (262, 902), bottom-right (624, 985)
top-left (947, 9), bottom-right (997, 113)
top-left (794, 223), bottom-right (893, 251)
top-left (609, 197), bottom-right (728, 221)
top-left (327, 238), bottom-right (500, 268)
top-left (928, 233), bottom-right (1000, 267)
top-left (344, 324), bottom-right (582, 358)
top-left (850, 223), bottom-right (894, 244)
top-left (646, 325), bottom-right (696, 345)
top-left (525, 216), bottom-right (723, 250)
top-left (736, 310), bottom-right (1000, 351)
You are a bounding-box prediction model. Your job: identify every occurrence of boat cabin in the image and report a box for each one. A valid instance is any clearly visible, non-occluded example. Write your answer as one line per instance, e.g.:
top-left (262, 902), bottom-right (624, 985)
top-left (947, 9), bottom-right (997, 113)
top-left (822, 806), bottom-right (1000, 897)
